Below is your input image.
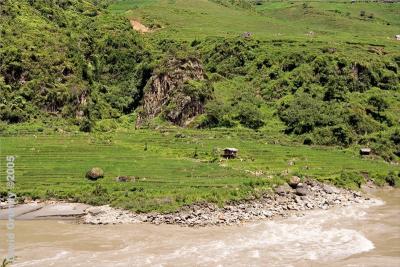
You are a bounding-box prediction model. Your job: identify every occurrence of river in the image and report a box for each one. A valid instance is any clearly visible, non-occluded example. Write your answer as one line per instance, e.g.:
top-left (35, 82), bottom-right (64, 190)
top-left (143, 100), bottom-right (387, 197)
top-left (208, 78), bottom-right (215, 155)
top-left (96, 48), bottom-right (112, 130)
top-left (1, 189), bottom-right (399, 267)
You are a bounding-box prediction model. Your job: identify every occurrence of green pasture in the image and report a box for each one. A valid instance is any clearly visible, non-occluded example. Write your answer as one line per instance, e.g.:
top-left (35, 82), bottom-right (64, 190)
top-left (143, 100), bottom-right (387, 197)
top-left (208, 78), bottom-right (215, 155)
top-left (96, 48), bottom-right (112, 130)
top-left (109, 0), bottom-right (400, 47)
top-left (1, 129), bottom-right (397, 212)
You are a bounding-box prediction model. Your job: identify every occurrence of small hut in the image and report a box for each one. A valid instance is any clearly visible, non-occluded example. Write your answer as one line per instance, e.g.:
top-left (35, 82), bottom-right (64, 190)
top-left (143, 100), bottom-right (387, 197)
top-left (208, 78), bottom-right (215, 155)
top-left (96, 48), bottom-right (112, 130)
top-left (360, 148), bottom-right (372, 156)
top-left (223, 148), bottom-right (238, 159)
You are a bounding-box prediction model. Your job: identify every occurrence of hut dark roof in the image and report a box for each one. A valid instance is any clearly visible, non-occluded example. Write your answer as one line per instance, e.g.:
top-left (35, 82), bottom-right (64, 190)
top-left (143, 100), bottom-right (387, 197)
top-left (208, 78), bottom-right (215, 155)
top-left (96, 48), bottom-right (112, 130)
top-left (360, 148), bottom-right (372, 155)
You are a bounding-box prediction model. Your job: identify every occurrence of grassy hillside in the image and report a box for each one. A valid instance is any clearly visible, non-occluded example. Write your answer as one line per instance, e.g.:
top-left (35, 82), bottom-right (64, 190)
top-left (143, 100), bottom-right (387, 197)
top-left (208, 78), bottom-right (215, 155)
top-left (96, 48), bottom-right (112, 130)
top-left (0, 0), bottom-right (399, 211)
top-left (119, 0), bottom-right (400, 46)
top-left (112, 0), bottom-right (400, 161)
top-left (0, 0), bottom-right (152, 124)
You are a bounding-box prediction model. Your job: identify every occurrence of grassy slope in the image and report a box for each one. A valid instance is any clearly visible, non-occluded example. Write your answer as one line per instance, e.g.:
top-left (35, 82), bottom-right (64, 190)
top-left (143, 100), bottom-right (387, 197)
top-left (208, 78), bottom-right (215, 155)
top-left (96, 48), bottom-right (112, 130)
top-left (1, 0), bottom-right (399, 212)
top-left (256, 1), bottom-right (400, 44)
top-left (1, 129), bottom-right (397, 212)
top-left (117, 0), bottom-right (400, 47)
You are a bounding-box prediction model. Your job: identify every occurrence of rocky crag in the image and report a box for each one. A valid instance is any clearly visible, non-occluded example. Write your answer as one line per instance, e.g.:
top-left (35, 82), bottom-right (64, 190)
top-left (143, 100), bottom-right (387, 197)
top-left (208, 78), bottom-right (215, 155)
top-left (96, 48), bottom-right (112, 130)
top-left (136, 57), bottom-right (212, 128)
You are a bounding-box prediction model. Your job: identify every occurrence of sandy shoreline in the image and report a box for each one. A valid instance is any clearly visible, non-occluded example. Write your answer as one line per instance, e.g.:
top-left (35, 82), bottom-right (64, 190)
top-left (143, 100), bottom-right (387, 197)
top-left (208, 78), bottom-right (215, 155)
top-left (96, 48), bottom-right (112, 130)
top-left (0, 180), bottom-right (379, 227)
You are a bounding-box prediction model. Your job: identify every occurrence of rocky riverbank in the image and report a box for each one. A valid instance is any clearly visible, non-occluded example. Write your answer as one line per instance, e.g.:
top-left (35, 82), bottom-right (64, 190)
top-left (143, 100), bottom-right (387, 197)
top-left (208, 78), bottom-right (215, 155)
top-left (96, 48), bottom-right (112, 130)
top-left (0, 180), bottom-right (377, 227)
top-left (82, 180), bottom-right (376, 227)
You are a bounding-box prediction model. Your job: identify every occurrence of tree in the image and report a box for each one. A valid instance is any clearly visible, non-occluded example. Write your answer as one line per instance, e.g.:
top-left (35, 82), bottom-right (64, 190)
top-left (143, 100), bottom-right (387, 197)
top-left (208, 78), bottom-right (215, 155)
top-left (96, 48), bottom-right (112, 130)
top-left (235, 103), bottom-right (264, 130)
top-left (203, 100), bottom-right (235, 128)
top-left (368, 96), bottom-right (388, 113)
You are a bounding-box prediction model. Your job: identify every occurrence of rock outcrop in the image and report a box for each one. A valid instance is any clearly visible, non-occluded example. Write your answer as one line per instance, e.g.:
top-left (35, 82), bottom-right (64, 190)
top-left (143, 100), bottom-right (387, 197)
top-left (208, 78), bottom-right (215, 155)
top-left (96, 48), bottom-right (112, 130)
top-left (0, 202), bottom-right (91, 220)
top-left (136, 57), bottom-right (212, 128)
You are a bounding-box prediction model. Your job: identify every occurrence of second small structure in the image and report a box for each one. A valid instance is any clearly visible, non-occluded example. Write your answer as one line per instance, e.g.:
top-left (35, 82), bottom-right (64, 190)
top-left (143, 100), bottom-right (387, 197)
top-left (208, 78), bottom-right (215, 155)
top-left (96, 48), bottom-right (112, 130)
top-left (223, 148), bottom-right (239, 159)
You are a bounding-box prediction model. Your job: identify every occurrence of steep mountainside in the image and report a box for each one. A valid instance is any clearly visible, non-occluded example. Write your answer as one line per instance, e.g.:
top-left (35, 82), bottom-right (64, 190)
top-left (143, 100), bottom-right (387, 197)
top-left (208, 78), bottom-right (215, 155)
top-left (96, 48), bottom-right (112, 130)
top-left (0, 0), bottom-right (399, 161)
top-left (0, 0), bottom-right (151, 128)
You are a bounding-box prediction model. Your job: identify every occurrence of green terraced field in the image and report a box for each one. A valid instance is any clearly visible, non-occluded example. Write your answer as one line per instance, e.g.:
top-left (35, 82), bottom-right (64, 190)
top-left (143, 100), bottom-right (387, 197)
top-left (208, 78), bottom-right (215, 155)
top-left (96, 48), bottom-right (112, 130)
top-left (113, 0), bottom-right (400, 47)
top-left (1, 129), bottom-right (397, 212)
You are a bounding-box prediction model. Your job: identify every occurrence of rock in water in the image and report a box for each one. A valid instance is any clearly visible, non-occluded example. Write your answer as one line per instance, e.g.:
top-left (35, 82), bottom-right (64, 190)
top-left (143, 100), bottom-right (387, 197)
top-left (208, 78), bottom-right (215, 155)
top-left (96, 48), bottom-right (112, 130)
top-left (288, 176), bottom-right (301, 188)
top-left (86, 167), bottom-right (104, 180)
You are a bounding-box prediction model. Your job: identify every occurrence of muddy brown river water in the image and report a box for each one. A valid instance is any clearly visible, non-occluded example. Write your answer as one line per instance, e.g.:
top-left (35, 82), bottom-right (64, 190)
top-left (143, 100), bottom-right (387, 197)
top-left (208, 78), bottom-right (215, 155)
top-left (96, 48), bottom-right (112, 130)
top-left (1, 189), bottom-right (399, 267)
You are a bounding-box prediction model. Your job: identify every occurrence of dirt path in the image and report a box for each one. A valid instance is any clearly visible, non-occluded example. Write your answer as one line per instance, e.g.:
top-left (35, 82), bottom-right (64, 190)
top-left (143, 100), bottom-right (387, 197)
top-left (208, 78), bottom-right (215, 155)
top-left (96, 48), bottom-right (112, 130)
top-left (130, 20), bottom-right (151, 33)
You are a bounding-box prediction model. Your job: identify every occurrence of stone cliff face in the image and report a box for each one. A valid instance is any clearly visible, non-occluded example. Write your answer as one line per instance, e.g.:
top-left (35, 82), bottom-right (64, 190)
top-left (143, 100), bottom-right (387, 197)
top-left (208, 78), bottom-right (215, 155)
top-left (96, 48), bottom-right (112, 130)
top-left (136, 57), bottom-right (211, 128)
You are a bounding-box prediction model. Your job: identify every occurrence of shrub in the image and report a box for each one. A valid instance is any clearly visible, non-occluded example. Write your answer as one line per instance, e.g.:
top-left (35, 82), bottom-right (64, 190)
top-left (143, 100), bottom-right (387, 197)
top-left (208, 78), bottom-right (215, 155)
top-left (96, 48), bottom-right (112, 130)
top-left (368, 96), bottom-right (388, 113)
top-left (92, 184), bottom-right (107, 196)
top-left (79, 118), bottom-right (94, 132)
top-left (235, 103), bottom-right (264, 130)
top-left (0, 121), bottom-right (7, 133)
top-left (278, 93), bottom-right (344, 135)
top-left (391, 130), bottom-right (400, 145)
top-left (335, 171), bottom-right (364, 189)
top-left (202, 100), bottom-right (235, 128)
top-left (303, 136), bottom-right (313, 145)
top-left (262, 78), bottom-right (292, 100)
top-left (385, 171), bottom-right (399, 187)
top-left (348, 113), bottom-right (380, 135)
top-left (94, 119), bottom-right (118, 132)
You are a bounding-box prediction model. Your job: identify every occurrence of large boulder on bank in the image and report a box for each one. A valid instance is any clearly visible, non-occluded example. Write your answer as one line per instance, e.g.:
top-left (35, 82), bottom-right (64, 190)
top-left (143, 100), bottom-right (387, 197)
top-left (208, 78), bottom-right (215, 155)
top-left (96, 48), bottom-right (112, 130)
top-left (295, 187), bottom-right (309, 196)
top-left (85, 167), bottom-right (104, 180)
top-left (322, 184), bottom-right (340, 194)
top-left (275, 184), bottom-right (293, 196)
top-left (288, 176), bottom-right (301, 188)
